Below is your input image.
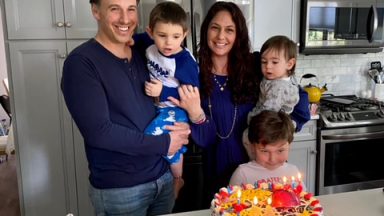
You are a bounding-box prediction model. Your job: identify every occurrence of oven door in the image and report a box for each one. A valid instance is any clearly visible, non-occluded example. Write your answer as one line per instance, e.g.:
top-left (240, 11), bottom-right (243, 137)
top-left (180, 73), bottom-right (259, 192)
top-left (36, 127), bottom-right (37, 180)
top-left (318, 125), bottom-right (384, 195)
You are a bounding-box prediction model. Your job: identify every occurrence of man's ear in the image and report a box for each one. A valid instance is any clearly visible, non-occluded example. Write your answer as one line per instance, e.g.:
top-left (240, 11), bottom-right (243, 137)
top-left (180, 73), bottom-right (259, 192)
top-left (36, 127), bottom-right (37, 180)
top-left (91, 4), bottom-right (101, 20)
top-left (146, 27), bottom-right (154, 39)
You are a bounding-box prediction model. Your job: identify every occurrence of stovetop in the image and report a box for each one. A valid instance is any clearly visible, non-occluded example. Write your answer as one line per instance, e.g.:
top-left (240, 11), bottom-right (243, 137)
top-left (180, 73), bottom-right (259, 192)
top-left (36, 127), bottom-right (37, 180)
top-left (320, 95), bottom-right (384, 128)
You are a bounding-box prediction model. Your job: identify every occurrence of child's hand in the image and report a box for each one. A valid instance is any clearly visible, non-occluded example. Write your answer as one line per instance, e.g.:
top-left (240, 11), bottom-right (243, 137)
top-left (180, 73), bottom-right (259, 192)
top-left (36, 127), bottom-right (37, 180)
top-left (126, 38), bottom-right (135, 46)
top-left (145, 79), bottom-right (162, 97)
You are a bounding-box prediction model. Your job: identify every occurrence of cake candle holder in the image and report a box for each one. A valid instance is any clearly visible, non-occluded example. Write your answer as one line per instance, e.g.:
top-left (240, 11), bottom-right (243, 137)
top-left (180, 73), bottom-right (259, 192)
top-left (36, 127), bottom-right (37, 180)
top-left (291, 176), bottom-right (296, 189)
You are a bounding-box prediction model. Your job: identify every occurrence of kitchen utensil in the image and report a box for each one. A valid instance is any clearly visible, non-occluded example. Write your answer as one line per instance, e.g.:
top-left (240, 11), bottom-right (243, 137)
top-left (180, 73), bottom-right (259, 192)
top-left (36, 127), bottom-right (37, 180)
top-left (300, 74), bottom-right (327, 103)
top-left (368, 69), bottom-right (380, 83)
top-left (370, 61), bottom-right (382, 71)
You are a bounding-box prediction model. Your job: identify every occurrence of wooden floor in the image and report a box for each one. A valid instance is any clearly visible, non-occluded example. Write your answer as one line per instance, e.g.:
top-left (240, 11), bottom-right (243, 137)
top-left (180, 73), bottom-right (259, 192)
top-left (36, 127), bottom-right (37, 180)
top-left (0, 154), bottom-right (21, 216)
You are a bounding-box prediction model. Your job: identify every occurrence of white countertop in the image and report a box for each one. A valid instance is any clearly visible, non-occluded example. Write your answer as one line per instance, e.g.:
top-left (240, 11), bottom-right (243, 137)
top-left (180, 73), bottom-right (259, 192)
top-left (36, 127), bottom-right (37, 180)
top-left (162, 188), bottom-right (384, 216)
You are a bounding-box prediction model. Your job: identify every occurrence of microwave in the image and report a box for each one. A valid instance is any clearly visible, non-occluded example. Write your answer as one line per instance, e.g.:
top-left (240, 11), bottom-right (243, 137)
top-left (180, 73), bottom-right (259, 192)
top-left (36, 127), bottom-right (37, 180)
top-left (300, 0), bottom-right (384, 54)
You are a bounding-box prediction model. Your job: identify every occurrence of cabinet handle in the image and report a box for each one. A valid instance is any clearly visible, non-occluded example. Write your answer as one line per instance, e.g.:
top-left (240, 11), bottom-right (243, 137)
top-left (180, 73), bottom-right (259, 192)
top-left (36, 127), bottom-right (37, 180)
top-left (59, 54), bottom-right (67, 59)
top-left (56, 22), bottom-right (64, 27)
top-left (65, 22), bottom-right (72, 28)
top-left (310, 150), bottom-right (317, 154)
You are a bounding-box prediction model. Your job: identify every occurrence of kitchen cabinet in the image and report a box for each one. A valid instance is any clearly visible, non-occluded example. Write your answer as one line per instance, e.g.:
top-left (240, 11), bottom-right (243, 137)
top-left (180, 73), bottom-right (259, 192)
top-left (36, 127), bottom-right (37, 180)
top-left (7, 39), bottom-right (91, 216)
top-left (289, 119), bottom-right (317, 194)
top-left (7, 40), bottom-right (78, 215)
top-left (4, 0), bottom-right (96, 39)
top-left (253, 0), bottom-right (300, 51)
top-left (2, 0), bottom-right (96, 214)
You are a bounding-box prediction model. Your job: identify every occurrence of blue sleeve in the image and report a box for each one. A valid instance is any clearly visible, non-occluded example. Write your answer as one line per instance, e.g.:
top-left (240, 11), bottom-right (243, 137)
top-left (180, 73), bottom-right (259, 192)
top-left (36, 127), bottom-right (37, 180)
top-left (133, 32), bottom-right (154, 57)
top-left (61, 54), bottom-right (170, 156)
top-left (291, 87), bottom-right (311, 132)
top-left (160, 53), bottom-right (200, 102)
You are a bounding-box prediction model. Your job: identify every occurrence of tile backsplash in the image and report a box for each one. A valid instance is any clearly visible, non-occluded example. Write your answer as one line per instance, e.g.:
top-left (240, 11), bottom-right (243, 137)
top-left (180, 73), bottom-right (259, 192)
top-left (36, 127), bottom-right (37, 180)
top-left (295, 52), bottom-right (384, 98)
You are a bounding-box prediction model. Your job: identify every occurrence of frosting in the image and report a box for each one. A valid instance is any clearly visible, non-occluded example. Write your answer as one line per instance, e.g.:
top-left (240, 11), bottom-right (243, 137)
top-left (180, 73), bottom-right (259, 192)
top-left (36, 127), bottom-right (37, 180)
top-left (211, 183), bottom-right (323, 216)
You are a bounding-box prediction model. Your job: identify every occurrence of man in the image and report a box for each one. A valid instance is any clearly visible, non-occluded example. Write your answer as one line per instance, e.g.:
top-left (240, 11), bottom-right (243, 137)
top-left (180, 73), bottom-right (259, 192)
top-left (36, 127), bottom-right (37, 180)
top-left (61, 0), bottom-right (190, 215)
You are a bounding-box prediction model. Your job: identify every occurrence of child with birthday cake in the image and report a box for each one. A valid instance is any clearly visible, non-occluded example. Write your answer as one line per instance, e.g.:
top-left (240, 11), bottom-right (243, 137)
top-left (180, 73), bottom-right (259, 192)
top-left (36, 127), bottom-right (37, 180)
top-left (211, 110), bottom-right (323, 215)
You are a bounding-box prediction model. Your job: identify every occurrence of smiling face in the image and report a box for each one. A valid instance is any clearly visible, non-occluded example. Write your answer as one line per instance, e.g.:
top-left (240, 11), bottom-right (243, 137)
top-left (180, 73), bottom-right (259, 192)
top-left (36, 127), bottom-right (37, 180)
top-left (147, 22), bottom-right (187, 56)
top-left (261, 48), bottom-right (295, 80)
top-left (254, 140), bottom-right (290, 170)
top-left (92, 0), bottom-right (138, 46)
top-left (207, 10), bottom-right (236, 58)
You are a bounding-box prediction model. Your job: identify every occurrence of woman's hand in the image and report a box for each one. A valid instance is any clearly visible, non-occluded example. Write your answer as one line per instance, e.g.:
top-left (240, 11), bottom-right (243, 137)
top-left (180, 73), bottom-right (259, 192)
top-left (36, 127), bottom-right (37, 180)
top-left (168, 85), bottom-right (204, 121)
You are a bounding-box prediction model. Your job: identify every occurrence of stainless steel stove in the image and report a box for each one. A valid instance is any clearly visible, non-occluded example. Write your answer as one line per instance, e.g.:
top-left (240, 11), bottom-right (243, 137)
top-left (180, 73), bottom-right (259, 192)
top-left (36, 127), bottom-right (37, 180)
top-left (319, 95), bottom-right (384, 128)
top-left (317, 95), bottom-right (384, 195)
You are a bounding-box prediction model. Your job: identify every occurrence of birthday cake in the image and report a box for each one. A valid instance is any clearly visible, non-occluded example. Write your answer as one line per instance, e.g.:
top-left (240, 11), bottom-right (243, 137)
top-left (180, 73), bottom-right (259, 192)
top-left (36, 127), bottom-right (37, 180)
top-left (211, 181), bottom-right (323, 216)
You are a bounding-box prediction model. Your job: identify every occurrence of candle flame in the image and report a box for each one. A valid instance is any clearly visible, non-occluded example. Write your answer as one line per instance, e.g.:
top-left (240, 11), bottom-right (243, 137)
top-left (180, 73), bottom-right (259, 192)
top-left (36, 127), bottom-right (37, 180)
top-left (283, 176), bottom-right (287, 184)
top-left (253, 197), bottom-right (258, 205)
top-left (267, 197), bottom-right (272, 205)
top-left (237, 190), bottom-right (241, 198)
top-left (291, 176), bottom-right (295, 181)
top-left (298, 173), bottom-right (302, 180)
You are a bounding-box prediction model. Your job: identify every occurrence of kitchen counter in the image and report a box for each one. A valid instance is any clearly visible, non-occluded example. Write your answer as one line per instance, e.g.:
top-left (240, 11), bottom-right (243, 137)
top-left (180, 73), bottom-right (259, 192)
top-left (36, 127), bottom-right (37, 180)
top-left (161, 188), bottom-right (384, 216)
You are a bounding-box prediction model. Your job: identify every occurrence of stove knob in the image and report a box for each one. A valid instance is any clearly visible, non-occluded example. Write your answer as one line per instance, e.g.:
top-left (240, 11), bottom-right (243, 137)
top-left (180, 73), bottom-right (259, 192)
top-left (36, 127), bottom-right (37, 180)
top-left (337, 113), bottom-right (345, 121)
top-left (377, 110), bottom-right (384, 118)
top-left (345, 112), bottom-right (352, 120)
top-left (328, 113), bottom-right (338, 122)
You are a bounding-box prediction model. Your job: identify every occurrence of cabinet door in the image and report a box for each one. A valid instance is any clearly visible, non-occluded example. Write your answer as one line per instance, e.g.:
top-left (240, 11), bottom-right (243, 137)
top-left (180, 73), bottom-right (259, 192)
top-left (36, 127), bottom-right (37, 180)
top-left (293, 120), bottom-right (317, 142)
top-left (63, 0), bottom-right (97, 39)
top-left (8, 41), bottom-right (77, 215)
top-left (253, 0), bottom-right (293, 50)
top-left (291, 0), bottom-right (301, 44)
top-left (4, 0), bottom-right (66, 39)
top-left (289, 140), bottom-right (317, 194)
top-left (67, 40), bottom-right (94, 216)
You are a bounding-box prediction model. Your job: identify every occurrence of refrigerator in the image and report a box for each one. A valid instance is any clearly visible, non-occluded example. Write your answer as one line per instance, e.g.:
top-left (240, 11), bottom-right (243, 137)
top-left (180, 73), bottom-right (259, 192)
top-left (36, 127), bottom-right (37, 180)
top-left (137, 0), bottom-right (255, 56)
top-left (137, 0), bottom-right (254, 212)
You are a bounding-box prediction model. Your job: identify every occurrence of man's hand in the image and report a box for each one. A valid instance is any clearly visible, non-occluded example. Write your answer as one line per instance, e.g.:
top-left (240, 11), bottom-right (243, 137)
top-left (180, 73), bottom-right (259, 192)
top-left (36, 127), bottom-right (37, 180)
top-left (145, 79), bottom-right (163, 97)
top-left (166, 122), bottom-right (190, 155)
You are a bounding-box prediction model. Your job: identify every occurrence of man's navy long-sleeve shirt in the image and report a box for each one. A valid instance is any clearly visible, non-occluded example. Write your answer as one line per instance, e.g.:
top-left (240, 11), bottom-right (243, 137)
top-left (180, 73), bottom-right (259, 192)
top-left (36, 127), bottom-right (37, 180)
top-left (61, 39), bottom-right (170, 189)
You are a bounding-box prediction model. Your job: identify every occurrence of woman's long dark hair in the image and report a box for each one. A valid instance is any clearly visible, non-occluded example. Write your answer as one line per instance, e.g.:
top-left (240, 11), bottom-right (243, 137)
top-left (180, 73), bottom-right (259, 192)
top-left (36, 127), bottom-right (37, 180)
top-left (198, 2), bottom-right (259, 104)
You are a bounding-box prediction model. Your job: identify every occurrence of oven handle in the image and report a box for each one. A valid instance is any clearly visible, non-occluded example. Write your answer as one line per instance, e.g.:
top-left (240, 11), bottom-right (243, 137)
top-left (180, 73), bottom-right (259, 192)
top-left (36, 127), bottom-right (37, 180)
top-left (322, 131), bottom-right (384, 140)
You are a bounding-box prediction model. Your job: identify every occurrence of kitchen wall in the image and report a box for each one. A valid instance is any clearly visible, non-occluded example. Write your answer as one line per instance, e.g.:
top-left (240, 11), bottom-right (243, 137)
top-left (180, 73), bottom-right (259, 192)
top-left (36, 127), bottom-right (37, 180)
top-left (295, 52), bottom-right (384, 98)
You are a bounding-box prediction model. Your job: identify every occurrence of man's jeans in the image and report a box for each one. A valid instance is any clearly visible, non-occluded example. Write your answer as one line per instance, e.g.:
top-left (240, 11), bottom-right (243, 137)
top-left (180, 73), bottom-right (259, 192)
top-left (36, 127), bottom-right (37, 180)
top-left (89, 170), bottom-right (174, 216)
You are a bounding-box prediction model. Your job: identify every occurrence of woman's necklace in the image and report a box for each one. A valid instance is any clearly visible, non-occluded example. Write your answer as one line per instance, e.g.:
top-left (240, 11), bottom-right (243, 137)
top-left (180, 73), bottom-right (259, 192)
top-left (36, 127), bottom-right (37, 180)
top-left (213, 74), bottom-right (228, 91)
top-left (208, 96), bottom-right (237, 139)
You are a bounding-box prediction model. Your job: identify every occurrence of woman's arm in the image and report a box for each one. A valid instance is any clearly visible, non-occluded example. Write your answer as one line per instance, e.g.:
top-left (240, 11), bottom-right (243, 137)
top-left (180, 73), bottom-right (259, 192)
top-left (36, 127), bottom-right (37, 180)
top-left (291, 87), bottom-right (311, 132)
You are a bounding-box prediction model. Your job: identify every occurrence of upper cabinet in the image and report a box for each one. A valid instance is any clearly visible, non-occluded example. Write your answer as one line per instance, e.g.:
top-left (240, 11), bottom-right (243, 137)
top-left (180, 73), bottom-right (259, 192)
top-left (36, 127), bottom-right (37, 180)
top-left (4, 0), bottom-right (97, 39)
top-left (253, 0), bottom-right (300, 51)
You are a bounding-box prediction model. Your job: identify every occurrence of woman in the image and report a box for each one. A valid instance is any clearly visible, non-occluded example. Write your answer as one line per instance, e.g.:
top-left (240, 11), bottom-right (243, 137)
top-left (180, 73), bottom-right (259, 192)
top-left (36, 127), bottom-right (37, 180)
top-left (169, 2), bottom-right (310, 207)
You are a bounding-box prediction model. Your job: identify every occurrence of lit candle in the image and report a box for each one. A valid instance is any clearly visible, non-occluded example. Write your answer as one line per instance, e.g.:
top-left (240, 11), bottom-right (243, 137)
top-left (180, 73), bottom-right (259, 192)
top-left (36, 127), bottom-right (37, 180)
top-left (249, 197), bottom-right (262, 215)
top-left (297, 173), bottom-right (302, 185)
top-left (282, 176), bottom-right (287, 185)
top-left (264, 197), bottom-right (274, 216)
top-left (253, 196), bottom-right (258, 205)
top-left (237, 190), bottom-right (241, 204)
